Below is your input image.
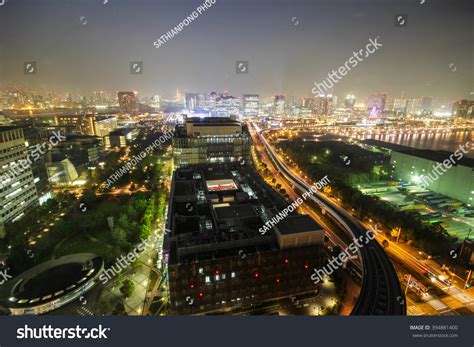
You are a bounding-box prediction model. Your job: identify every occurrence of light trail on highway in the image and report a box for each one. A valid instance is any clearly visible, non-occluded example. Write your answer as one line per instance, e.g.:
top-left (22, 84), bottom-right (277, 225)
top-left (252, 122), bottom-right (406, 315)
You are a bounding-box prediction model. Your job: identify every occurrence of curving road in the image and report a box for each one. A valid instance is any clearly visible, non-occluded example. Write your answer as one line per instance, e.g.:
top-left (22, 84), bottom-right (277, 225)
top-left (255, 125), bottom-right (406, 315)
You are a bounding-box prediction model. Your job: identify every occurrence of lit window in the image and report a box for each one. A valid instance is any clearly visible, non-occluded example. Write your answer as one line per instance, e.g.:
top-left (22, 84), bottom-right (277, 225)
top-left (205, 276), bottom-right (210, 283)
top-left (198, 268), bottom-right (203, 274)
top-left (231, 272), bottom-right (236, 278)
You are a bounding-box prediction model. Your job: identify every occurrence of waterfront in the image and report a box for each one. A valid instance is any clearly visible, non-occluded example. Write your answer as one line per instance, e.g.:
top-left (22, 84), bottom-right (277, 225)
top-left (365, 130), bottom-right (473, 157)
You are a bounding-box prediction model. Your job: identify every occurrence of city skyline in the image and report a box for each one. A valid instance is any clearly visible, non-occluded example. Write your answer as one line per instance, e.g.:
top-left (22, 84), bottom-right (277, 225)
top-left (1, 0), bottom-right (474, 328)
top-left (0, 0), bottom-right (472, 99)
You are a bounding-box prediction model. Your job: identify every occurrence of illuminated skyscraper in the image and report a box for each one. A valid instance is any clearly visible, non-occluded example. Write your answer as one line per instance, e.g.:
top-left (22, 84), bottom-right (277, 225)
top-left (214, 93), bottom-right (241, 117)
top-left (274, 95), bottom-right (286, 115)
top-left (392, 98), bottom-right (408, 115)
top-left (420, 96), bottom-right (434, 113)
top-left (185, 93), bottom-right (200, 110)
top-left (406, 98), bottom-right (422, 115)
top-left (118, 91), bottom-right (139, 115)
top-left (313, 95), bottom-right (334, 116)
top-left (242, 94), bottom-right (259, 118)
top-left (0, 127), bottom-right (39, 236)
top-left (302, 97), bottom-right (313, 109)
top-left (452, 99), bottom-right (474, 119)
top-left (344, 94), bottom-right (356, 109)
top-left (172, 116), bottom-right (250, 167)
top-left (151, 94), bottom-right (161, 109)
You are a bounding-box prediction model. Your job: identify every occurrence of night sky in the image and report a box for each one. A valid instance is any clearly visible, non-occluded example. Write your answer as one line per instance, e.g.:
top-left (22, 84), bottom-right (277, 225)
top-left (0, 0), bottom-right (472, 99)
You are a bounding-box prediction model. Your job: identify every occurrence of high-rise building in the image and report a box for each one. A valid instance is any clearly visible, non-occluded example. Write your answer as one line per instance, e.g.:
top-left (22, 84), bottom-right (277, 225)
top-left (93, 91), bottom-right (106, 104)
top-left (274, 95), bottom-right (286, 115)
top-left (242, 94), bottom-right (259, 118)
top-left (151, 94), bottom-right (161, 109)
top-left (118, 91), bottom-right (139, 115)
top-left (406, 98), bottom-right (422, 115)
top-left (21, 124), bottom-right (53, 205)
top-left (104, 128), bottom-right (139, 149)
top-left (172, 116), bottom-right (251, 168)
top-left (420, 96), bottom-right (434, 113)
top-left (91, 116), bottom-right (118, 138)
top-left (301, 97), bottom-right (313, 109)
top-left (344, 94), bottom-right (356, 109)
top-left (392, 98), bottom-right (408, 115)
top-left (54, 115), bottom-right (117, 137)
top-left (165, 163), bottom-right (325, 315)
top-left (313, 95), bottom-right (333, 116)
top-left (214, 94), bottom-right (241, 117)
top-left (185, 93), bottom-right (200, 111)
top-left (0, 127), bottom-right (39, 236)
top-left (452, 99), bottom-right (474, 119)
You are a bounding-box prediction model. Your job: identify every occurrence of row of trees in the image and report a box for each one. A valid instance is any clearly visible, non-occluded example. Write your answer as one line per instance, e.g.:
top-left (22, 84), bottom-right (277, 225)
top-left (276, 140), bottom-right (454, 255)
top-left (329, 180), bottom-right (454, 254)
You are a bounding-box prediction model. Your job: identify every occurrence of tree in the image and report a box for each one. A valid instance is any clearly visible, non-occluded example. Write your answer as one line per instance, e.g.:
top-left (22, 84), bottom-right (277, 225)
top-left (127, 205), bottom-right (138, 221)
top-left (132, 197), bottom-right (148, 215)
top-left (112, 303), bottom-right (127, 315)
top-left (97, 299), bottom-right (113, 315)
top-left (139, 224), bottom-right (152, 240)
top-left (120, 279), bottom-right (135, 299)
top-left (116, 273), bottom-right (124, 287)
top-left (112, 227), bottom-right (127, 244)
top-left (82, 189), bottom-right (98, 209)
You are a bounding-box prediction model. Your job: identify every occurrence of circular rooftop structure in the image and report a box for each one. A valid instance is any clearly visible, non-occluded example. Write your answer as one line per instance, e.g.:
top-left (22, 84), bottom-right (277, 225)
top-left (0, 253), bottom-right (103, 315)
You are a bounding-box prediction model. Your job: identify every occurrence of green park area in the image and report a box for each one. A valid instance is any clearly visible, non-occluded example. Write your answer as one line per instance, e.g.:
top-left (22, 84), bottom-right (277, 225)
top-left (0, 129), bottom-right (171, 276)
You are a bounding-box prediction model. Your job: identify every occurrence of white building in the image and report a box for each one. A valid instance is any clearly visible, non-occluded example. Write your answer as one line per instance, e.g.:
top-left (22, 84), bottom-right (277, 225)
top-left (0, 127), bottom-right (39, 236)
top-left (242, 94), bottom-right (259, 118)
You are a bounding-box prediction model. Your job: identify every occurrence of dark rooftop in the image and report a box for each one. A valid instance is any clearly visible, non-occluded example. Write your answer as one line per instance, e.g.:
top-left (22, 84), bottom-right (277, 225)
top-left (215, 205), bottom-right (257, 220)
top-left (165, 163), bottom-right (292, 264)
top-left (108, 128), bottom-right (135, 136)
top-left (363, 139), bottom-right (474, 168)
top-left (186, 116), bottom-right (239, 124)
top-left (276, 215), bottom-right (324, 235)
top-left (0, 253), bottom-right (103, 309)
